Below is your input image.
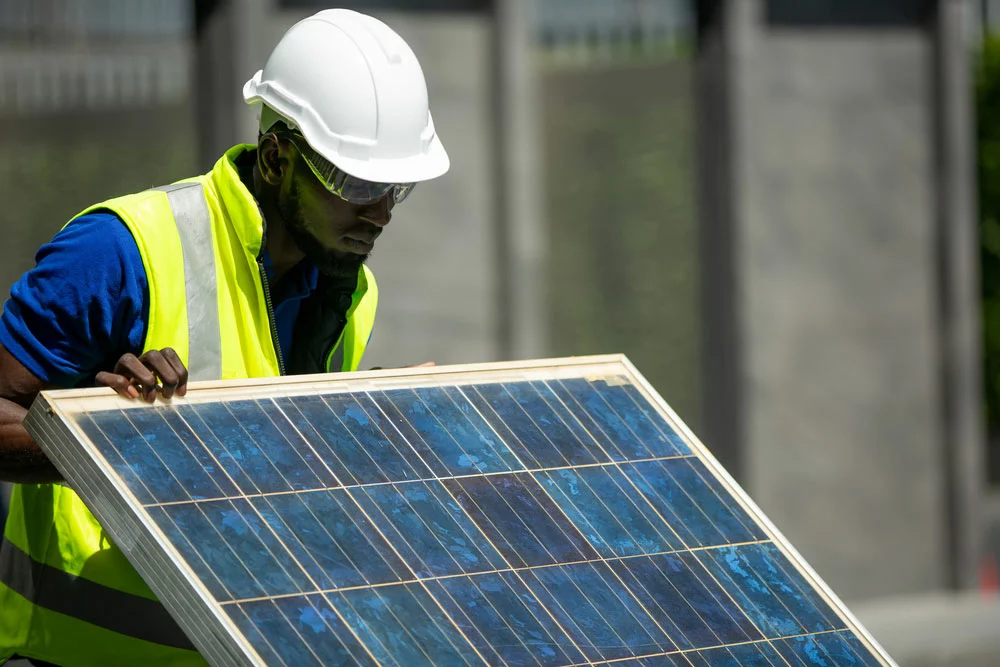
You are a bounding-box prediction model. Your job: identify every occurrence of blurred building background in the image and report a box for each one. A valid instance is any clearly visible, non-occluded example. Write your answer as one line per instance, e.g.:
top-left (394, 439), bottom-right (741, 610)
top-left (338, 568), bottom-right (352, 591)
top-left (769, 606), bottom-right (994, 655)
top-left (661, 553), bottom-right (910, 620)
top-left (1, 0), bottom-right (1000, 664)
top-left (0, 0), bottom-right (196, 292)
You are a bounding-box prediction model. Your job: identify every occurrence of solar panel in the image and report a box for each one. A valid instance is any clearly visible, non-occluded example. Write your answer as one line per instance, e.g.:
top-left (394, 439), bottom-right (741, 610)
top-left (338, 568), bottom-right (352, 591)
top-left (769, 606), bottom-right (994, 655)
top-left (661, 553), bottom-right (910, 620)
top-left (25, 355), bottom-right (896, 666)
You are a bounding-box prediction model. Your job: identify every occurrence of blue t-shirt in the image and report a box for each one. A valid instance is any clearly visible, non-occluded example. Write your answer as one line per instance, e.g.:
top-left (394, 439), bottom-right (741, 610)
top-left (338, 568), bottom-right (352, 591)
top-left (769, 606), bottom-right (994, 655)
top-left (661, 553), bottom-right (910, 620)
top-left (0, 213), bottom-right (318, 387)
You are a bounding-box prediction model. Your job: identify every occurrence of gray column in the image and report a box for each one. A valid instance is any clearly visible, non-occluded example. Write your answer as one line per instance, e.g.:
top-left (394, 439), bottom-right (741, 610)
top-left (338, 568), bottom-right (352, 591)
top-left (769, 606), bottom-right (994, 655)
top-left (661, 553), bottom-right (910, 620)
top-left (697, 0), bottom-right (984, 600)
top-left (934, 0), bottom-right (986, 593)
top-left (695, 0), bottom-right (747, 480)
top-left (194, 0), bottom-right (272, 170)
top-left (492, 0), bottom-right (548, 361)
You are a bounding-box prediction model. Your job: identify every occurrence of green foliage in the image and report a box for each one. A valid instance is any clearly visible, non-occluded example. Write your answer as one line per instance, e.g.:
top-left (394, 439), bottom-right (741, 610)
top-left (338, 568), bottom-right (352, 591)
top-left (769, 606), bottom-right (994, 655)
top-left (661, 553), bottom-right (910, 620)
top-left (977, 35), bottom-right (1000, 432)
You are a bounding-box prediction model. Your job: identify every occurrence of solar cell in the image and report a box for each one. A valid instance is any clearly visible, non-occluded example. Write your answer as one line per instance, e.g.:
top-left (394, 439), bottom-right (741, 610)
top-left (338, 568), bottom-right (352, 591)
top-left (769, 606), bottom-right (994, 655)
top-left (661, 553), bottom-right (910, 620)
top-left (25, 355), bottom-right (896, 666)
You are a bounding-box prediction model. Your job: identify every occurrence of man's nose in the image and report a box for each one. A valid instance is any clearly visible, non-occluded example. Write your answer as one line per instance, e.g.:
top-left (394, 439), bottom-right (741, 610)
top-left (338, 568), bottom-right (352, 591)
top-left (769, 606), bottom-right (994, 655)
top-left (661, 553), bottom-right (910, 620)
top-left (359, 196), bottom-right (392, 227)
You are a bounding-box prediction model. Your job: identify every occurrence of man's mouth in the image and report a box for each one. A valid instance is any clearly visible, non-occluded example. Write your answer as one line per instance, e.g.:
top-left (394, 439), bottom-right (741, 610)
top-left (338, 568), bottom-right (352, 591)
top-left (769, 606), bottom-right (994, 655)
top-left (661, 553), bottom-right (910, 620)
top-left (343, 225), bottom-right (381, 253)
top-left (342, 228), bottom-right (379, 253)
top-left (342, 237), bottom-right (374, 254)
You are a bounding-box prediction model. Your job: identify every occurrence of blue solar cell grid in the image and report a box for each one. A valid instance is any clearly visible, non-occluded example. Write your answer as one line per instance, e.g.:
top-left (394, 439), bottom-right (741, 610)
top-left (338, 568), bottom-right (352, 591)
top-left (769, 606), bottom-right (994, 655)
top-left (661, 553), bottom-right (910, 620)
top-left (72, 371), bottom-right (889, 666)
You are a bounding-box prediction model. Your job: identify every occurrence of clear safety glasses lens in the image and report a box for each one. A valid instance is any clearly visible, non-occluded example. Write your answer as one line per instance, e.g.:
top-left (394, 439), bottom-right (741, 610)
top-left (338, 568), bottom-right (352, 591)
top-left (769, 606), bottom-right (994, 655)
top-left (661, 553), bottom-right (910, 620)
top-left (284, 133), bottom-right (415, 206)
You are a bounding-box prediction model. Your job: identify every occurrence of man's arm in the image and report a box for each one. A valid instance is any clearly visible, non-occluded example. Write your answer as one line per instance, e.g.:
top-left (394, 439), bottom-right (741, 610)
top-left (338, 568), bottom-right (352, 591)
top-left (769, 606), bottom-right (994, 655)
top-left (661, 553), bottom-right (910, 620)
top-left (0, 343), bottom-right (61, 483)
top-left (0, 213), bottom-right (190, 483)
top-left (0, 343), bottom-right (189, 484)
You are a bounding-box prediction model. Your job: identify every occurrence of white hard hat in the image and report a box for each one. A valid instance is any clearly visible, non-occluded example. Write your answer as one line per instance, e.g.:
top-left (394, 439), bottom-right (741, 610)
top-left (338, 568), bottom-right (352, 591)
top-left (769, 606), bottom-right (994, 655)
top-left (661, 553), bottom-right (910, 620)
top-left (243, 9), bottom-right (449, 184)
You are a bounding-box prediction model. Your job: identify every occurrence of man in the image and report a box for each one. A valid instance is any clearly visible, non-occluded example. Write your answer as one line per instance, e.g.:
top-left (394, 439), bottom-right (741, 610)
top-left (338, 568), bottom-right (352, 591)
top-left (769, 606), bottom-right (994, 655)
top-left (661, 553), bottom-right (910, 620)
top-left (0, 9), bottom-right (449, 667)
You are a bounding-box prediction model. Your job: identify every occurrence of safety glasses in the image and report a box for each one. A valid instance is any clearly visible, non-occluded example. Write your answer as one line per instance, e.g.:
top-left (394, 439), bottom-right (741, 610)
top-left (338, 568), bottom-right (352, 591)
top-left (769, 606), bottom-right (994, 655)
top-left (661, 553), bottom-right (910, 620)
top-left (277, 131), bottom-right (415, 206)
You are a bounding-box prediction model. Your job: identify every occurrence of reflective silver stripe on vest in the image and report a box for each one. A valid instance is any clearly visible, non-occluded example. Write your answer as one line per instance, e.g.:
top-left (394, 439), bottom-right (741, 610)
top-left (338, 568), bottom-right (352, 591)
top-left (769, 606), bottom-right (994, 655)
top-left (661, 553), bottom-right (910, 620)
top-left (0, 536), bottom-right (195, 650)
top-left (154, 183), bottom-right (221, 381)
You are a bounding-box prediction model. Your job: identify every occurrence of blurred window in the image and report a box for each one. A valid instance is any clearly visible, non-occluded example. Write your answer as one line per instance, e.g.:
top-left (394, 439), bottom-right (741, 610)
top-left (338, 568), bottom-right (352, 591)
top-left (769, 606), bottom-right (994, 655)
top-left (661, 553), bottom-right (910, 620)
top-left (0, 0), bottom-right (191, 40)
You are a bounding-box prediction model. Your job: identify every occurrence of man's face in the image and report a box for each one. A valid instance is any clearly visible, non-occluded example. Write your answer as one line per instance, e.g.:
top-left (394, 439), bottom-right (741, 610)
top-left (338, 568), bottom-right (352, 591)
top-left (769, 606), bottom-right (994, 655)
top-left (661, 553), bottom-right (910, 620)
top-left (278, 151), bottom-right (394, 279)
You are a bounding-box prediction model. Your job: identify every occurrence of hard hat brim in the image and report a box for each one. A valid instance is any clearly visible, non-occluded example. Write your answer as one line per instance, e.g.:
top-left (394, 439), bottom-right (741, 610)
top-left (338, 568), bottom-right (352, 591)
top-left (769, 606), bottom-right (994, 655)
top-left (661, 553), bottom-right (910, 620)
top-left (323, 133), bottom-right (451, 185)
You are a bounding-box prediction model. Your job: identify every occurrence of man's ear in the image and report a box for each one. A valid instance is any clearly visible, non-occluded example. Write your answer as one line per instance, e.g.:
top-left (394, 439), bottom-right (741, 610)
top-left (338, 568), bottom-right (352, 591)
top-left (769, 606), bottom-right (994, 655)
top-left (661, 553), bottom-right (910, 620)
top-left (257, 133), bottom-right (291, 185)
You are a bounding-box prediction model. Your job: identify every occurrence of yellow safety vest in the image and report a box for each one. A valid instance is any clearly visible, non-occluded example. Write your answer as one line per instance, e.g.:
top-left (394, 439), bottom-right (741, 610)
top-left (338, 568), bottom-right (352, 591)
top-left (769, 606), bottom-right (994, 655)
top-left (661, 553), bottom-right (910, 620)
top-left (0, 145), bottom-right (378, 666)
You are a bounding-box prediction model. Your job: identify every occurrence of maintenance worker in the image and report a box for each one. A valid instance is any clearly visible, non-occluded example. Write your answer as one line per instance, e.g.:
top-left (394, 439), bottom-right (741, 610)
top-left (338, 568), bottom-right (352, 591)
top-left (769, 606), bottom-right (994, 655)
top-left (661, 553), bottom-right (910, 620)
top-left (0, 9), bottom-right (449, 667)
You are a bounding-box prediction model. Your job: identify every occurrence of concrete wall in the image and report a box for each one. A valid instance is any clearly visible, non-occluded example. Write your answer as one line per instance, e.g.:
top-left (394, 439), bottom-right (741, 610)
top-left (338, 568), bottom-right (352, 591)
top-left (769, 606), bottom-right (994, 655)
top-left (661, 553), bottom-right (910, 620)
top-left (742, 28), bottom-right (948, 598)
top-left (698, 0), bottom-right (982, 601)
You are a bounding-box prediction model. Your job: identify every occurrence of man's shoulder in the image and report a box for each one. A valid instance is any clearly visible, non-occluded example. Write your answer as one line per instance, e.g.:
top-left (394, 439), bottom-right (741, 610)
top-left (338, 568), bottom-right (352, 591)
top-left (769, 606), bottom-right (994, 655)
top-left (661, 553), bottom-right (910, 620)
top-left (29, 211), bottom-right (148, 289)
top-left (45, 211), bottom-right (142, 264)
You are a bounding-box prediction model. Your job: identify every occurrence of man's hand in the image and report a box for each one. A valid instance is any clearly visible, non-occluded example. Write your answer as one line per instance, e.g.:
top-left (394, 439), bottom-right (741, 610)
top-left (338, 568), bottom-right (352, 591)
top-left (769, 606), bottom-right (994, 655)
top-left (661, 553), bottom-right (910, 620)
top-left (95, 349), bottom-right (188, 402)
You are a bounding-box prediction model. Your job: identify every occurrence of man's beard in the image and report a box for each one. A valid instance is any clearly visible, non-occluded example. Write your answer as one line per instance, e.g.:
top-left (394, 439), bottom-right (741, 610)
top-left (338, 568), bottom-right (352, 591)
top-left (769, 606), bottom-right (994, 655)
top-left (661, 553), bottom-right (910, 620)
top-left (279, 178), bottom-right (367, 280)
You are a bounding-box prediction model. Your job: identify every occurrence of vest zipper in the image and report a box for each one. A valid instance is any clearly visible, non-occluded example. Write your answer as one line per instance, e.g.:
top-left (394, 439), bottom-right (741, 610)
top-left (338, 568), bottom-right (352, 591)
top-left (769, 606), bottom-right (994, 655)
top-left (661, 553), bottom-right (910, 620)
top-left (257, 258), bottom-right (286, 376)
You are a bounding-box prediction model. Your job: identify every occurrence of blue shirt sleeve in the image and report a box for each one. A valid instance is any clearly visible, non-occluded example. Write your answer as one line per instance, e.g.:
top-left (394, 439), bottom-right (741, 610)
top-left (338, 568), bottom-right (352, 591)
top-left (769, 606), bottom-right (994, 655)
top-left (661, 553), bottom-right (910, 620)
top-left (0, 213), bottom-right (148, 388)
